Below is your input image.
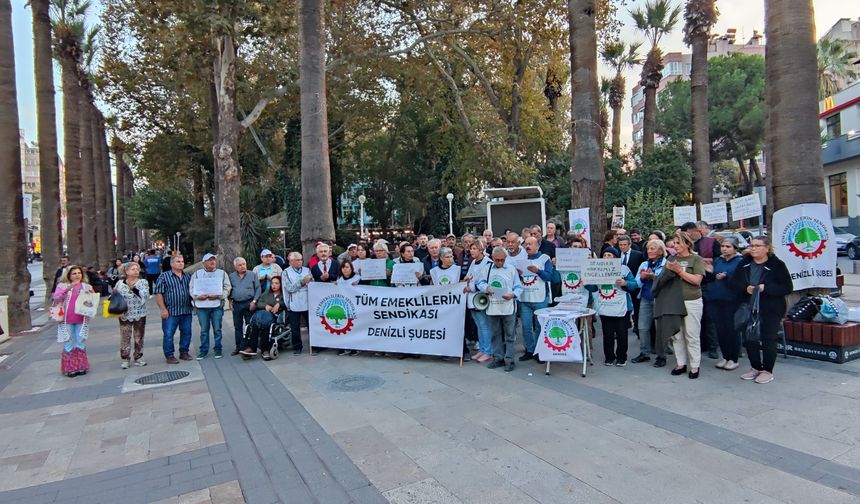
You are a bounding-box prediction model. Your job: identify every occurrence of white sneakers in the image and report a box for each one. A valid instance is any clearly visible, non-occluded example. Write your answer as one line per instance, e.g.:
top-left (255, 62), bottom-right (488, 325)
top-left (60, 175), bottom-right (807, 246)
top-left (740, 368), bottom-right (773, 383)
top-left (121, 361), bottom-right (129, 369)
top-left (723, 360), bottom-right (739, 371)
top-left (740, 369), bottom-right (760, 380)
top-left (121, 359), bottom-right (146, 369)
top-left (715, 359), bottom-right (727, 369)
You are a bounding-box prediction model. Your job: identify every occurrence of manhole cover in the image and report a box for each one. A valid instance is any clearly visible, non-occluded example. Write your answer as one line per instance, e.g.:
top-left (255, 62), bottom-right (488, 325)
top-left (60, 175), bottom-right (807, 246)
top-left (329, 374), bottom-right (384, 392)
top-left (134, 370), bottom-right (190, 386)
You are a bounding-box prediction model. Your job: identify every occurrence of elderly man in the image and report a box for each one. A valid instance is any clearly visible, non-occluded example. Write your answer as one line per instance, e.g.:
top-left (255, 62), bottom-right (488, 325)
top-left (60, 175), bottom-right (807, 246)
top-left (518, 236), bottom-right (555, 361)
top-left (420, 238), bottom-right (443, 284)
top-left (505, 232), bottom-right (528, 267)
top-left (283, 252), bottom-right (313, 354)
top-left (253, 249), bottom-right (283, 293)
top-left (154, 255), bottom-right (194, 364)
top-left (477, 247), bottom-right (523, 372)
top-left (189, 253), bottom-right (231, 359)
top-left (228, 257), bottom-right (260, 356)
top-left (545, 222), bottom-right (564, 249)
top-left (530, 225), bottom-right (556, 259)
top-left (338, 243), bottom-right (359, 263)
top-left (310, 243), bottom-right (339, 283)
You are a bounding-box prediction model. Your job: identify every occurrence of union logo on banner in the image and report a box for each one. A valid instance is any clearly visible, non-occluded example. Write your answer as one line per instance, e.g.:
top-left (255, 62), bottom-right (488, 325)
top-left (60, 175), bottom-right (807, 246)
top-left (782, 216), bottom-right (829, 259)
top-left (562, 271), bottom-right (582, 290)
top-left (570, 218), bottom-right (588, 237)
top-left (315, 294), bottom-right (357, 335)
top-left (521, 274), bottom-right (538, 286)
top-left (598, 285), bottom-right (618, 300)
top-left (544, 319), bottom-right (575, 351)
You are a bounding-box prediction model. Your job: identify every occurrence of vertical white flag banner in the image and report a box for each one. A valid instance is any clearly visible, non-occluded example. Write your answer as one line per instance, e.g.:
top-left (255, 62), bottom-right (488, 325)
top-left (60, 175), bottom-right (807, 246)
top-left (568, 208), bottom-right (592, 248)
top-left (699, 201), bottom-right (728, 225)
top-left (673, 206), bottom-right (697, 226)
top-left (772, 203), bottom-right (837, 290)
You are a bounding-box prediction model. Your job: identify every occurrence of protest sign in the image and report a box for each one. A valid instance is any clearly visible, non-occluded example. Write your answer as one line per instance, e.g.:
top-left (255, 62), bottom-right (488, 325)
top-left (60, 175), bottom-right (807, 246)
top-left (308, 283), bottom-right (466, 356)
top-left (555, 248), bottom-right (590, 271)
top-left (700, 201), bottom-right (728, 225)
top-left (391, 263), bottom-right (423, 285)
top-left (772, 203), bottom-right (837, 290)
top-left (582, 258), bottom-right (622, 285)
top-left (568, 208), bottom-right (592, 248)
top-left (673, 206), bottom-right (697, 226)
top-left (730, 193), bottom-right (763, 221)
top-left (611, 206), bottom-right (625, 230)
top-left (360, 259), bottom-right (388, 280)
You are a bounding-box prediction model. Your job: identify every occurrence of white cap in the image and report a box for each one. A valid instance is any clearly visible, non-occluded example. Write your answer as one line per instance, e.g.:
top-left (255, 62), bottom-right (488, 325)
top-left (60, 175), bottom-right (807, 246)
top-left (260, 249), bottom-right (273, 257)
top-left (202, 253), bottom-right (217, 261)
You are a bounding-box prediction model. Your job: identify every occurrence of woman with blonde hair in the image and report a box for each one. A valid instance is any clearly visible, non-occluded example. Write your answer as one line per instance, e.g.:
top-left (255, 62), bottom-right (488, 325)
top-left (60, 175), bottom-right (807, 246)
top-left (115, 261), bottom-right (150, 369)
top-left (661, 231), bottom-right (705, 378)
top-left (52, 265), bottom-right (95, 377)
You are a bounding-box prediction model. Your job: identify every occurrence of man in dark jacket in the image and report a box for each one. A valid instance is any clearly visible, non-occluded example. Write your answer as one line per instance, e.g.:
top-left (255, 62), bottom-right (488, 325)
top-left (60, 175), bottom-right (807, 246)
top-left (618, 235), bottom-right (645, 337)
top-left (52, 255), bottom-right (70, 294)
top-left (530, 225), bottom-right (556, 259)
top-left (310, 243), bottom-right (339, 283)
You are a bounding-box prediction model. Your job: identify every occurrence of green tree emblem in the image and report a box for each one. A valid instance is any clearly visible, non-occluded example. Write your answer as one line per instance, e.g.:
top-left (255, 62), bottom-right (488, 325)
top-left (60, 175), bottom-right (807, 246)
top-left (548, 326), bottom-right (567, 345)
top-left (566, 272), bottom-right (579, 282)
top-left (574, 222), bottom-right (585, 233)
top-left (325, 305), bottom-right (347, 326)
top-left (491, 280), bottom-right (503, 288)
top-left (794, 226), bottom-right (821, 251)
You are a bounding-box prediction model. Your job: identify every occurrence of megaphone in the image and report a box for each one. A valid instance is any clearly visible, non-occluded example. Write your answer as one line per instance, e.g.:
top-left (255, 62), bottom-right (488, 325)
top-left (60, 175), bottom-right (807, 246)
top-left (473, 292), bottom-right (490, 311)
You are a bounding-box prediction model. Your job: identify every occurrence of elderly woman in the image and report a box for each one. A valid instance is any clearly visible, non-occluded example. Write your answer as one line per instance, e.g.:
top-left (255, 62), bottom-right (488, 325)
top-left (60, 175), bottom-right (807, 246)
top-left (115, 261), bottom-right (150, 369)
top-left (704, 237), bottom-right (743, 370)
top-left (632, 239), bottom-right (668, 365)
top-left (729, 236), bottom-right (793, 384)
top-left (52, 265), bottom-right (95, 377)
top-left (464, 239), bottom-right (493, 362)
top-left (662, 231), bottom-right (705, 378)
top-left (369, 241), bottom-right (396, 287)
top-left (430, 247), bottom-right (460, 285)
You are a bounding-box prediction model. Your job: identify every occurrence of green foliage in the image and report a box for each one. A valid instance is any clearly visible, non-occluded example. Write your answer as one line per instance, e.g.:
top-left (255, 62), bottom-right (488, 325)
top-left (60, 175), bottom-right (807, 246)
top-left (126, 188), bottom-right (194, 241)
top-left (605, 143), bottom-right (692, 211)
top-left (624, 188), bottom-right (676, 237)
top-left (326, 305), bottom-right (347, 325)
top-left (818, 38), bottom-right (860, 99)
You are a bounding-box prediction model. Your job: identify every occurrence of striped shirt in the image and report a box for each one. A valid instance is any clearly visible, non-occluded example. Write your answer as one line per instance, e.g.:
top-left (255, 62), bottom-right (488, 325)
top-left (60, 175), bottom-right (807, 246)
top-left (154, 270), bottom-right (193, 316)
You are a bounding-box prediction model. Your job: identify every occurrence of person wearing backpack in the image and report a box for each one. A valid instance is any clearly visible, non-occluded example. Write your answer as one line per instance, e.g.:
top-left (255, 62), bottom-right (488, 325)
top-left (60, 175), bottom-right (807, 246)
top-left (114, 261), bottom-right (150, 369)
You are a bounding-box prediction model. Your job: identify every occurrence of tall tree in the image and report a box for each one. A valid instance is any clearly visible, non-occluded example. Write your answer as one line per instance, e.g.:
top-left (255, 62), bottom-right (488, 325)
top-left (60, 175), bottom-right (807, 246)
top-left (817, 38), bottom-right (860, 99)
top-left (600, 41), bottom-right (642, 157)
top-left (32, 0), bottom-right (62, 305)
top-left (631, 0), bottom-right (681, 153)
top-left (78, 90), bottom-right (97, 266)
top-left (99, 116), bottom-right (115, 259)
top-left (569, 0), bottom-right (606, 243)
top-left (766, 0), bottom-right (825, 211)
top-left (113, 138), bottom-right (127, 254)
top-left (684, 0), bottom-right (718, 204)
top-left (298, 0), bottom-right (335, 257)
top-left (0, 0), bottom-right (33, 332)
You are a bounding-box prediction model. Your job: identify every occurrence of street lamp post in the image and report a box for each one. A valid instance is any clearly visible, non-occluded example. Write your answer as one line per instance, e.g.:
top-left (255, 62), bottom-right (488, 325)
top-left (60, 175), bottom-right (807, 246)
top-left (358, 194), bottom-right (367, 239)
top-left (175, 232), bottom-right (181, 253)
top-left (446, 193), bottom-right (454, 236)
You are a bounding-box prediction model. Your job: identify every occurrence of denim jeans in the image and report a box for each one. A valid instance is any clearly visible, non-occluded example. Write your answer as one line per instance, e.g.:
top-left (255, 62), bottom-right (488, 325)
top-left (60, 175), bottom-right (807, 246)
top-left (197, 307), bottom-right (224, 355)
top-left (519, 298), bottom-right (549, 354)
top-left (637, 297), bottom-right (655, 355)
top-left (488, 313), bottom-right (517, 365)
top-left (63, 323), bottom-right (85, 353)
top-left (471, 309), bottom-right (493, 354)
top-left (232, 300), bottom-right (253, 349)
top-left (162, 314), bottom-right (193, 357)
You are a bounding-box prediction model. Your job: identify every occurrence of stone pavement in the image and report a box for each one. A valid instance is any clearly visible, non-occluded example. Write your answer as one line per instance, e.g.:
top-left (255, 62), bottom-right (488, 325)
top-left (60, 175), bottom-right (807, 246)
top-left (1, 275), bottom-right (860, 503)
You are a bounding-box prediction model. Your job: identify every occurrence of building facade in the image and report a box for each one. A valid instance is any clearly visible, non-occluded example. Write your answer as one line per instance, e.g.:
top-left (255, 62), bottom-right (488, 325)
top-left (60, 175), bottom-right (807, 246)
top-left (821, 81), bottom-right (860, 230)
top-left (819, 18), bottom-right (860, 94)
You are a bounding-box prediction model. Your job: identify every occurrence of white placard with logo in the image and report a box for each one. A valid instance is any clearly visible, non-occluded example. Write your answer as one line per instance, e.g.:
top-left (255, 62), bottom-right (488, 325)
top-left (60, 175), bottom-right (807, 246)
top-left (535, 310), bottom-right (583, 362)
top-left (673, 206), bottom-right (697, 226)
top-left (391, 263), bottom-right (423, 285)
top-left (700, 201), bottom-right (728, 225)
top-left (772, 203), bottom-right (837, 290)
top-left (582, 259), bottom-right (622, 285)
top-left (308, 283), bottom-right (466, 356)
top-left (730, 193), bottom-right (763, 221)
top-left (360, 258), bottom-right (387, 280)
top-left (555, 248), bottom-right (590, 271)
top-left (568, 208), bottom-right (592, 248)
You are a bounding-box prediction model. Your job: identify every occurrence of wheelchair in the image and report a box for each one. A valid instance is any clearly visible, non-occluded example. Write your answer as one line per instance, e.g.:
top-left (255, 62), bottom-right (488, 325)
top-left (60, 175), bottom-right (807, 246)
top-left (242, 311), bottom-right (292, 360)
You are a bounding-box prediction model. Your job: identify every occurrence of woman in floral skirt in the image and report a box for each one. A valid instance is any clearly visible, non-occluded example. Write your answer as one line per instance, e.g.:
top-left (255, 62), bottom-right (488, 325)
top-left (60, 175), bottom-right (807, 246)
top-left (52, 265), bottom-right (95, 377)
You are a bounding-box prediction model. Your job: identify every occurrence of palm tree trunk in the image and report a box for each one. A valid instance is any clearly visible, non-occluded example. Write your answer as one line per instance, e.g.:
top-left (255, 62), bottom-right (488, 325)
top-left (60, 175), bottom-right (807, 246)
top-left (90, 104), bottom-right (107, 268)
top-left (298, 0), bottom-right (336, 258)
top-left (611, 103), bottom-right (622, 157)
top-left (125, 166), bottom-right (137, 251)
top-left (765, 0), bottom-right (825, 210)
top-left (114, 138), bottom-right (126, 255)
top-left (569, 0), bottom-right (606, 243)
top-left (642, 86), bottom-right (657, 153)
top-left (93, 111), bottom-right (113, 263)
top-left (61, 56), bottom-right (82, 262)
top-left (690, 30), bottom-right (712, 203)
top-left (32, 0), bottom-right (61, 306)
top-left (79, 94), bottom-right (97, 267)
top-left (0, 0), bottom-right (32, 332)
top-left (100, 118), bottom-right (115, 258)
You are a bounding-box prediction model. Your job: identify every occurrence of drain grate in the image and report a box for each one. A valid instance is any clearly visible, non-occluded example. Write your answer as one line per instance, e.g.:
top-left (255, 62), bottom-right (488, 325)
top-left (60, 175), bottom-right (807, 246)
top-left (329, 374), bottom-right (385, 392)
top-left (134, 370), bottom-right (190, 386)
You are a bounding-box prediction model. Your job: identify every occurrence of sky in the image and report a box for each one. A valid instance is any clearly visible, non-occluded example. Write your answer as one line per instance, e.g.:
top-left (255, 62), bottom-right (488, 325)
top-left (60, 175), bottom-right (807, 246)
top-left (10, 0), bottom-right (860, 151)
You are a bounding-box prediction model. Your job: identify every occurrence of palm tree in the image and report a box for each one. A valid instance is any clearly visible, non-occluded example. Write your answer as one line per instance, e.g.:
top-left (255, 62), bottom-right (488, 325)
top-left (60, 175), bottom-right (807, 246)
top-left (817, 38), bottom-right (859, 99)
top-left (32, 0), bottom-right (62, 306)
top-left (0, 0), bottom-right (33, 332)
top-left (630, 0), bottom-right (681, 153)
top-left (599, 76), bottom-right (612, 152)
top-left (765, 0), bottom-right (825, 212)
top-left (600, 41), bottom-right (642, 157)
top-left (52, 0), bottom-right (89, 263)
top-left (569, 0), bottom-right (605, 243)
top-left (684, 0), bottom-right (719, 204)
top-left (298, 0), bottom-right (336, 258)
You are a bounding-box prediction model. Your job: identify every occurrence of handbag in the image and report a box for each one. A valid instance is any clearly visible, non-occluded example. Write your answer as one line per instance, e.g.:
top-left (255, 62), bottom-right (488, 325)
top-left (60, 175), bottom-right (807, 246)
top-left (49, 304), bottom-right (65, 322)
top-left (740, 289), bottom-right (762, 343)
top-left (73, 291), bottom-right (100, 318)
top-left (786, 296), bottom-right (820, 322)
top-left (107, 286), bottom-right (128, 314)
top-left (102, 300), bottom-right (121, 318)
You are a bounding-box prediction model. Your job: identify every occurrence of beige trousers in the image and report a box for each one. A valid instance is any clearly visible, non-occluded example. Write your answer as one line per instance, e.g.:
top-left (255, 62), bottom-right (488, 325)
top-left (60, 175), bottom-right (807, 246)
top-left (672, 298), bottom-right (703, 369)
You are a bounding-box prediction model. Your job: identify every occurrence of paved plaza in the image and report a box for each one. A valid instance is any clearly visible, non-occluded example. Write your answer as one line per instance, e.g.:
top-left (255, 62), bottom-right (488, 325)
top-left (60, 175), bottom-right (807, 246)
top-left (2, 271), bottom-right (860, 503)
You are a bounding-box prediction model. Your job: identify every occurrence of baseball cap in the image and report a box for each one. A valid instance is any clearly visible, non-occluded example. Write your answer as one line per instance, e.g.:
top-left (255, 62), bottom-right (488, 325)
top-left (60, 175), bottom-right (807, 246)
top-left (202, 253), bottom-right (217, 261)
top-left (260, 249), bottom-right (273, 257)
top-left (347, 243), bottom-right (357, 250)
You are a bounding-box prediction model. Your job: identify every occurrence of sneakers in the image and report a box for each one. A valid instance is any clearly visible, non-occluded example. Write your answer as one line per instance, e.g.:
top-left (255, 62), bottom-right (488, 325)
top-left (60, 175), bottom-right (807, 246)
top-left (214, 352), bottom-right (223, 359)
top-left (504, 363), bottom-right (515, 372)
top-left (631, 353), bottom-right (650, 363)
top-left (134, 359), bottom-right (147, 367)
top-left (166, 356), bottom-right (180, 364)
top-left (121, 361), bottom-right (129, 369)
top-left (196, 353), bottom-right (208, 361)
top-left (715, 359), bottom-right (727, 369)
top-left (740, 369), bottom-right (760, 380)
top-left (604, 359), bottom-right (615, 366)
top-left (487, 360), bottom-right (505, 369)
top-left (754, 371), bottom-right (774, 384)
top-left (653, 356), bottom-right (667, 368)
top-left (615, 360), bottom-right (627, 367)
top-left (723, 360), bottom-right (739, 371)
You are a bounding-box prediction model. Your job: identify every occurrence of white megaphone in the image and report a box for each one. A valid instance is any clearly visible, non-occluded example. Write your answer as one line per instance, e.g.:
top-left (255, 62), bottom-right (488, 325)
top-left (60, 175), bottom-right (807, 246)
top-left (473, 292), bottom-right (490, 311)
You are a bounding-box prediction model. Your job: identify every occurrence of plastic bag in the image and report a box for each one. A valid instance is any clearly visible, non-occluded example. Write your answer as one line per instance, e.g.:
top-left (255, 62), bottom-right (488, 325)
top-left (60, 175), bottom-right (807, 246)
top-left (814, 296), bottom-right (848, 325)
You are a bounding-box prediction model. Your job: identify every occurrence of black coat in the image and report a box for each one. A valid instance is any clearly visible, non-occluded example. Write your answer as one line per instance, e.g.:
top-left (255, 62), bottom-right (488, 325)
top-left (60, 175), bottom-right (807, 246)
top-left (728, 254), bottom-right (793, 325)
top-left (620, 249), bottom-right (644, 282)
top-left (311, 259), bottom-right (340, 282)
